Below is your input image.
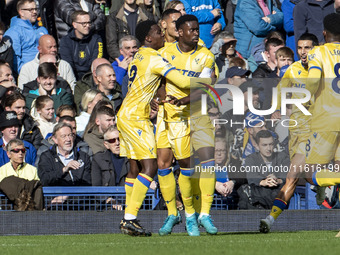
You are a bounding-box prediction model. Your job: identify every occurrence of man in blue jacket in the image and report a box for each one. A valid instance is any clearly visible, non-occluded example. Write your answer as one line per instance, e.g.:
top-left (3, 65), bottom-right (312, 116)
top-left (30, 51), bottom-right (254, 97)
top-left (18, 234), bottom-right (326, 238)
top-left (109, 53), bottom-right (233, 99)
top-left (59, 10), bottom-right (103, 80)
top-left (0, 111), bottom-right (37, 167)
top-left (181, 0), bottom-right (226, 48)
top-left (4, 0), bottom-right (48, 74)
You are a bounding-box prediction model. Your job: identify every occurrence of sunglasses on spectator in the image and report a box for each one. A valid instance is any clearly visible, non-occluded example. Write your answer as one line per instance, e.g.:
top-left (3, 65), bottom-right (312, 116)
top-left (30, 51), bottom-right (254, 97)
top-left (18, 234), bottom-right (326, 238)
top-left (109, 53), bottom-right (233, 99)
top-left (105, 138), bottom-right (119, 144)
top-left (10, 148), bottom-right (26, 153)
top-left (21, 8), bottom-right (38, 12)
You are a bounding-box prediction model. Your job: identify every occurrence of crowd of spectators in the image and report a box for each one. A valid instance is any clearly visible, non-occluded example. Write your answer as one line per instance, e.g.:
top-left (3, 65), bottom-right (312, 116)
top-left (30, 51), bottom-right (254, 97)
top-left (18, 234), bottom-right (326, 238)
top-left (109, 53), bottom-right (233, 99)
top-left (0, 0), bottom-right (336, 211)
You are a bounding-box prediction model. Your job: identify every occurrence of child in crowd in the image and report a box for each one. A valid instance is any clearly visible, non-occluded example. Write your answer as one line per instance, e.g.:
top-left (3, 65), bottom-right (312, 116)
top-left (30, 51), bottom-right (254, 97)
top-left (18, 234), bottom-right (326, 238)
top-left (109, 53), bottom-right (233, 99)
top-left (31, 96), bottom-right (56, 139)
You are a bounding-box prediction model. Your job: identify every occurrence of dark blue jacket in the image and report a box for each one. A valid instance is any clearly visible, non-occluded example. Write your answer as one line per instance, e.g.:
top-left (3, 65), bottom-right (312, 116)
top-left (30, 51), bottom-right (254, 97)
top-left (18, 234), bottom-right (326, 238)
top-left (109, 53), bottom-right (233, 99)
top-left (112, 55), bottom-right (128, 85)
top-left (234, 0), bottom-right (283, 59)
top-left (0, 138), bottom-right (37, 167)
top-left (293, 0), bottom-right (334, 47)
top-left (59, 29), bottom-right (103, 80)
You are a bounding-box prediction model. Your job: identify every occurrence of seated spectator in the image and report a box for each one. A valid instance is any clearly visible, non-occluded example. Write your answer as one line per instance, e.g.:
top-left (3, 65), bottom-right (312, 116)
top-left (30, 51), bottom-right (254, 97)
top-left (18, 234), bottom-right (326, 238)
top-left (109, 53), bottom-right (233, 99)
top-left (0, 139), bottom-right (43, 211)
top-left (84, 105), bottom-right (115, 154)
top-left (0, 61), bottom-right (17, 111)
top-left (4, 0), bottom-right (48, 74)
top-left (74, 58), bottom-right (111, 114)
top-left (210, 31), bottom-right (248, 80)
top-left (3, 91), bottom-right (43, 149)
top-left (55, 104), bottom-right (76, 122)
top-left (25, 63), bottom-right (73, 112)
top-left (249, 31), bottom-right (285, 72)
top-left (0, 139), bottom-right (39, 182)
top-left (106, 0), bottom-right (154, 62)
top-left (217, 66), bottom-right (250, 115)
top-left (0, 111), bottom-right (37, 166)
top-left (18, 35), bottom-right (76, 91)
top-left (96, 64), bottom-right (123, 112)
top-left (54, 0), bottom-right (105, 40)
top-left (76, 89), bottom-right (103, 137)
top-left (112, 35), bottom-right (139, 87)
top-left (92, 126), bottom-right (129, 186)
top-left (35, 115), bottom-right (92, 166)
top-left (239, 130), bottom-right (289, 209)
top-left (30, 96), bottom-right (56, 139)
top-left (38, 122), bottom-right (92, 186)
top-left (0, 21), bottom-right (13, 68)
top-left (22, 54), bottom-right (73, 95)
top-left (59, 10), bottom-right (103, 80)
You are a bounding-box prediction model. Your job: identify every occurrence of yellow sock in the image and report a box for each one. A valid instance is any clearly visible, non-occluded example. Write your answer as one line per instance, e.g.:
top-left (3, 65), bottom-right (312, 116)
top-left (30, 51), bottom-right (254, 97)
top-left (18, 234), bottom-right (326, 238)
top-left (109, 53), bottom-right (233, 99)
top-left (125, 173), bottom-right (153, 217)
top-left (199, 159), bottom-right (216, 215)
top-left (158, 168), bottom-right (177, 216)
top-left (313, 170), bottom-right (340, 186)
top-left (191, 176), bottom-right (201, 213)
top-left (124, 178), bottom-right (135, 208)
top-left (178, 168), bottom-right (195, 215)
top-left (270, 199), bottom-right (287, 220)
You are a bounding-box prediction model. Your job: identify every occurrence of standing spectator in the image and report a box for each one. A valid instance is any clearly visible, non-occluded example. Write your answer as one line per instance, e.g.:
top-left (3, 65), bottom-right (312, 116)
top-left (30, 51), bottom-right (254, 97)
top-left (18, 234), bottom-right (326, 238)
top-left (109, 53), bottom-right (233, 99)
top-left (281, 0), bottom-right (302, 61)
top-left (182, 0), bottom-right (226, 48)
top-left (109, 0), bottom-right (125, 13)
top-left (38, 122), bottom-right (92, 186)
top-left (106, 0), bottom-right (154, 62)
top-left (112, 35), bottom-right (139, 87)
top-left (54, 0), bottom-right (105, 40)
top-left (76, 89), bottom-right (103, 137)
top-left (164, 0), bottom-right (186, 15)
top-left (59, 10), bottom-right (104, 80)
top-left (84, 105), bottom-right (115, 154)
top-left (4, 0), bottom-right (48, 74)
top-left (234, 0), bottom-right (283, 59)
top-left (91, 126), bottom-right (129, 186)
top-left (138, 0), bottom-right (161, 21)
top-left (3, 92), bottom-right (43, 149)
top-left (0, 111), bottom-right (37, 167)
top-left (18, 34), bottom-right (76, 91)
top-left (0, 22), bottom-right (14, 68)
top-left (25, 63), bottom-right (73, 112)
top-left (293, 0), bottom-right (334, 46)
top-left (0, 61), bottom-right (16, 109)
top-left (74, 58), bottom-right (110, 113)
top-left (96, 64), bottom-right (123, 112)
top-left (336, 0), bottom-right (340, 12)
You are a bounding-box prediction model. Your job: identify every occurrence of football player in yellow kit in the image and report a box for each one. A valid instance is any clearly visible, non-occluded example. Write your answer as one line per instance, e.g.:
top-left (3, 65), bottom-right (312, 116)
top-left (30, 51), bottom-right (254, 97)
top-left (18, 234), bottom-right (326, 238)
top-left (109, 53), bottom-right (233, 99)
top-left (118, 20), bottom-right (213, 236)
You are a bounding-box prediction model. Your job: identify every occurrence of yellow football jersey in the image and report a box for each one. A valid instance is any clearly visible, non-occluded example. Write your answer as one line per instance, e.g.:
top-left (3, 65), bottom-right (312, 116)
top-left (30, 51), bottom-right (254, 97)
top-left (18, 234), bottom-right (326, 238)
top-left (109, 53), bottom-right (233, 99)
top-left (276, 60), bottom-right (311, 133)
top-left (160, 42), bottom-right (215, 121)
top-left (117, 47), bottom-right (176, 120)
top-left (307, 43), bottom-right (340, 131)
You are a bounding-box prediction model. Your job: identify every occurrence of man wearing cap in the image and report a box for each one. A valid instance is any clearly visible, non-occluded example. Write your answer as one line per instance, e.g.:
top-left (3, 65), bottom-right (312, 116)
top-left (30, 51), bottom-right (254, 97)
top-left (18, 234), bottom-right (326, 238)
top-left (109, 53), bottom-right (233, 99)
top-left (0, 111), bottom-right (37, 167)
top-left (239, 129), bottom-right (289, 209)
top-left (218, 66), bottom-right (251, 115)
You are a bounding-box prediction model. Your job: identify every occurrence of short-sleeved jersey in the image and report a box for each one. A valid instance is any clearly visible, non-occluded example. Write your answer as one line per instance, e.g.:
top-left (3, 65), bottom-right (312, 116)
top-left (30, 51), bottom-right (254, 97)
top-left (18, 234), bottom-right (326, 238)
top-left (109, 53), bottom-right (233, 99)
top-left (307, 43), bottom-right (340, 131)
top-left (160, 43), bottom-right (215, 121)
top-left (276, 60), bottom-right (311, 133)
top-left (117, 47), bottom-right (175, 120)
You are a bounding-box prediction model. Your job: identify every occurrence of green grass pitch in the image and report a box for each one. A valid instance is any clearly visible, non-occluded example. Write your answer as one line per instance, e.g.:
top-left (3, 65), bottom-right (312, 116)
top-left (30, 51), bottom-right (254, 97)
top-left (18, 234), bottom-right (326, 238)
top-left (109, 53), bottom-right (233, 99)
top-left (0, 231), bottom-right (338, 255)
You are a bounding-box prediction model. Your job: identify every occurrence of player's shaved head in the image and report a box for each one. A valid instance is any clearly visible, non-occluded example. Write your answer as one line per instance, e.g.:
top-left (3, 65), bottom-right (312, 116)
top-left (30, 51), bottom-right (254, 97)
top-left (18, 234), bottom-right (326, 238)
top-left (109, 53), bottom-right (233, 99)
top-left (175, 14), bottom-right (198, 30)
top-left (161, 9), bottom-right (181, 21)
top-left (135, 20), bottom-right (157, 45)
top-left (323, 13), bottom-right (340, 42)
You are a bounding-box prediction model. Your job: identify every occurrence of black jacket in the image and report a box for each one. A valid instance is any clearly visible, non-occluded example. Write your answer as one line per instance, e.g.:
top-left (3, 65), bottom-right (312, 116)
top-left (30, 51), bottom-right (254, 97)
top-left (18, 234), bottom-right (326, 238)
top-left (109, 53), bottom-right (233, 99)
top-left (38, 144), bottom-right (92, 186)
top-left (105, 5), bottom-right (154, 62)
top-left (22, 78), bottom-right (72, 95)
top-left (59, 29), bottom-right (103, 80)
top-left (19, 113), bottom-right (44, 150)
top-left (54, 0), bottom-right (105, 40)
top-left (91, 150), bottom-right (129, 186)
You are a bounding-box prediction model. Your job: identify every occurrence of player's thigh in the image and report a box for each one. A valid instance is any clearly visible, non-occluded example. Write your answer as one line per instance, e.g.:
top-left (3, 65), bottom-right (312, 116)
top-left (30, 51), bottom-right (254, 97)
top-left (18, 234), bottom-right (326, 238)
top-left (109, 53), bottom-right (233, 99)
top-left (190, 116), bottom-right (215, 152)
top-left (167, 120), bottom-right (192, 160)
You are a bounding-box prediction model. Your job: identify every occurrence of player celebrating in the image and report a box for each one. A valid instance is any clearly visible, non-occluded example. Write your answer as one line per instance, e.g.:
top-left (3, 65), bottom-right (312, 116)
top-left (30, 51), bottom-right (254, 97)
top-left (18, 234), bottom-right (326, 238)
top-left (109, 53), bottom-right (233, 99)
top-left (260, 14), bottom-right (340, 233)
top-left (118, 20), bottom-right (212, 236)
top-left (159, 15), bottom-right (217, 236)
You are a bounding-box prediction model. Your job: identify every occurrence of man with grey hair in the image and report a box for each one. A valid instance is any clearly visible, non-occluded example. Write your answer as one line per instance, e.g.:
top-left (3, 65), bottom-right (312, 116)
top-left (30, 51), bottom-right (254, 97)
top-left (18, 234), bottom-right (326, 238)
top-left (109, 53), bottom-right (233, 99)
top-left (74, 58), bottom-right (111, 114)
top-left (112, 35), bottom-right (139, 86)
top-left (96, 64), bottom-right (123, 112)
top-left (18, 34), bottom-right (76, 90)
top-left (38, 122), bottom-right (91, 186)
